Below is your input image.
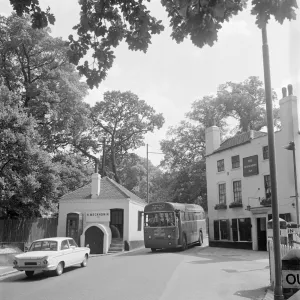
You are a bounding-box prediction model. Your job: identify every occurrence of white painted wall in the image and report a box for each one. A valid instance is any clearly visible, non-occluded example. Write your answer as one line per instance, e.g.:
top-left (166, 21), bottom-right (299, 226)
top-left (206, 95), bottom-right (300, 250)
top-left (128, 201), bottom-right (145, 241)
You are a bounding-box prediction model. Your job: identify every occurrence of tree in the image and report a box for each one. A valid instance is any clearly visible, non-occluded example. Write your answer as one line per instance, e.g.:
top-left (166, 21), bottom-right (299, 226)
top-left (7, 0), bottom-right (297, 88)
top-left (0, 14), bottom-right (91, 152)
top-left (0, 85), bottom-right (61, 218)
top-left (74, 90), bottom-right (165, 183)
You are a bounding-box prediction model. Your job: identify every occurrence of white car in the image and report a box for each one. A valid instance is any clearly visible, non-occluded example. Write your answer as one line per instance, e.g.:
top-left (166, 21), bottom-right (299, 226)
top-left (13, 237), bottom-right (90, 277)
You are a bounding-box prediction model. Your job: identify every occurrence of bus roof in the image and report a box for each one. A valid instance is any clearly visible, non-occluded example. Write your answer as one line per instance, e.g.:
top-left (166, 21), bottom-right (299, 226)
top-left (144, 202), bottom-right (204, 213)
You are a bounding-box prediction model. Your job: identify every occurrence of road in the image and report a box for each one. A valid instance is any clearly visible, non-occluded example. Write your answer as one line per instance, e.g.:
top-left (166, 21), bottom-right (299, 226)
top-left (0, 241), bottom-right (270, 300)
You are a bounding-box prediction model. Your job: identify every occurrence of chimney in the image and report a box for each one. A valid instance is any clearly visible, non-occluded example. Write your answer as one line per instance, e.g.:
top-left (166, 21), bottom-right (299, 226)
top-left (279, 84), bottom-right (300, 143)
top-left (205, 126), bottom-right (221, 156)
top-left (91, 173), bottom-right (101, 199)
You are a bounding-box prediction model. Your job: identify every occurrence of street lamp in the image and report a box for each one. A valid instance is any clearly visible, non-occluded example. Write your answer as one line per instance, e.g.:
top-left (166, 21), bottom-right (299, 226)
top-left (284, 141), bottom-right (299, 226)
top-left (261, 24), bottom-right (284, 299)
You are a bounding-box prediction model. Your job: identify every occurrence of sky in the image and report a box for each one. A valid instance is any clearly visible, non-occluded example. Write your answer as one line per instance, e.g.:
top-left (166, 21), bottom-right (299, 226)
top-left (1, 0), bottom-right (299, 166)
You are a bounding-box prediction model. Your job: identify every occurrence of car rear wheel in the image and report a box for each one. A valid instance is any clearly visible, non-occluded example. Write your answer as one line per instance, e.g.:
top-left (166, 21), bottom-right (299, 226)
top-left (25, 271), bottom-right (34, 278)
top-left (55, 262), bottom-right (64, 276)
top-left (181, 235), bottom-right (187, 251)
top-left (81, 254), bottom-right (88, 267)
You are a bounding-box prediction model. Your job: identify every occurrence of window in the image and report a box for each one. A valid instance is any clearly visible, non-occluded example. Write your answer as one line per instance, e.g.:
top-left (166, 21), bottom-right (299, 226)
top-left (138, 211), bottom-right (142, 231)
top-left (144, 212), bottom-right (175, 227)
top-left (232, 219), bottom-right (238, 241)
top-left (61, 240), bottom-right (69, 250)
top-left (231, 155), bottom-right (240, 169)
top-left (218, 183), bottom-right (226, 204)
top-left (214, 219), bottom-right (230, 240)
top-left (233, 181), bottom-right (242, 203)
top-left (217, 159), bottom-right (225, 172)
top-left (68, 239), bottom-right (77, 247)
top-left (263, 146), bottom-right (269, 160)
top-left (238, 218), bottom-right (252, 241)
top-left (264, 175), bottom-right (271, 198)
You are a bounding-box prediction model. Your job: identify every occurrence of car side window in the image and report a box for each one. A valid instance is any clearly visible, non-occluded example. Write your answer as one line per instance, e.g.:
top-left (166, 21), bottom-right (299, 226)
top-left (68, 239), bottom-right (77, 247)
top-left (61, 240), bottom-right (69, 250)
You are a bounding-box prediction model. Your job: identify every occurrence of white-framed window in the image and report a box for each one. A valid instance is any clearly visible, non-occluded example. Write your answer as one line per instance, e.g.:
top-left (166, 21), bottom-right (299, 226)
top-left (231, 155), bottom-right (240, 169)
top-left (233, 180), bottom-right (242, 203)
top-left (217, 159), bottom-right (225, 172)
top-left (232, 218), bottom-right (252, 242)
top-left (213, 219), bottom-right (230, 240)
top-left (218, 183), bottom-right (226, 204)
top-left (263, 146), bottom-right (269, 160)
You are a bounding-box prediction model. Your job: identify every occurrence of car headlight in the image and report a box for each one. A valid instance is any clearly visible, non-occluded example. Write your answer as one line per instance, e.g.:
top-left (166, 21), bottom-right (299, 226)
top-left (42, 257), bottom-right (49, 265)
top-left (13, 260), bottom-right (18, 265)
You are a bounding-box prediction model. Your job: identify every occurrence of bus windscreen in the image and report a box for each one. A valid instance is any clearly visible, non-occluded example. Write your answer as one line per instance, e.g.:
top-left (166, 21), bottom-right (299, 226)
top-left (144, 212), bottom-right (176, 227)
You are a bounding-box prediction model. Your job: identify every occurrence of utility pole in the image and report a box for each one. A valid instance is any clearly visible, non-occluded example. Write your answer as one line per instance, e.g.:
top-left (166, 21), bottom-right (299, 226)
top-left (261, 24), bottom-right (284, 300)
top-left (146, 144), bottom-right (149, 203)
top-left (102, 138), bottom-right (106, 177)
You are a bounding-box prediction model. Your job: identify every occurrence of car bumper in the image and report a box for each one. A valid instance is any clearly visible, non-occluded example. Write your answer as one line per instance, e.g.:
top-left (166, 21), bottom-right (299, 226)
top-left (13, 264), bottom-right (57, 271)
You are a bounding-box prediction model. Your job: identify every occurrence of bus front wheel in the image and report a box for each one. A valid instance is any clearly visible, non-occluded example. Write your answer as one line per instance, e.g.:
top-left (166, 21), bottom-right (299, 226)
top-left (151, 248), bottom-right (157, 252)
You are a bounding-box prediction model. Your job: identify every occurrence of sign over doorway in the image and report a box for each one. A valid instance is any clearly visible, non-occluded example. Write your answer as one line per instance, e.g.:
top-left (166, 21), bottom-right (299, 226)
top-left (86, 210), bottom-right (110, 222)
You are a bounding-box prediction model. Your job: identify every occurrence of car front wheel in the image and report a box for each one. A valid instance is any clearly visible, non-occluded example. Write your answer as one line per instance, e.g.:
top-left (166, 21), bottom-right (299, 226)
top-left (25, 271), bottom-right (34, 278)
top-left (55, 262), bottom-right (64, 276)
top-left (81, 255), bottom-right (88, 267)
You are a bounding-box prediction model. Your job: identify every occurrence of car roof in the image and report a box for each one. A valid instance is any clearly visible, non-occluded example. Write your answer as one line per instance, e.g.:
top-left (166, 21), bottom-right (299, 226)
top-left (33, 237), bottom-right (73, 242)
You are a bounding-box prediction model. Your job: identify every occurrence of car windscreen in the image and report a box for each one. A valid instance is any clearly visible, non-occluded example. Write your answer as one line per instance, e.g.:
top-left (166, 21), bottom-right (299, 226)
top-left (29, 241), bottom-right (58, 251)
top-left (144, 212), bottom-right (175, 227)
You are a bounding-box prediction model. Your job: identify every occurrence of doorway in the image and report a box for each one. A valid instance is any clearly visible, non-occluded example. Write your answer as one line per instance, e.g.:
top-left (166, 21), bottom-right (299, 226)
top-left (110, 209), bottom-right (124, 238)
top-left (257, 218), bottom-right (267, 251)
top-left (85, 226), bottom-right (104, 254)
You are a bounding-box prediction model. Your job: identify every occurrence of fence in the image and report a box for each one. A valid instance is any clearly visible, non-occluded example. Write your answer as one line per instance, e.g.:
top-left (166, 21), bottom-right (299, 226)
top-left (0, 218), bottom-right (58, 249)
top-left (268, 236), bottom-right (300, 288)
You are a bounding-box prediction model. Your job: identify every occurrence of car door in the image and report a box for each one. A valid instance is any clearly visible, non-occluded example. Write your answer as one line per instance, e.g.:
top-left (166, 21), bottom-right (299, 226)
top-left (68, 239), bottom-right (83, 265)
top-left (60, 239), bottom-right (73, 267)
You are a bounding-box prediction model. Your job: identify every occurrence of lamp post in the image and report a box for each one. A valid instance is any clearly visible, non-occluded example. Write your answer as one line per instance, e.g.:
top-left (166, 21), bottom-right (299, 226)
top-left (284, 141), bottom-right (299, 225)
top-left (261, 24), bottom-right (284, 299)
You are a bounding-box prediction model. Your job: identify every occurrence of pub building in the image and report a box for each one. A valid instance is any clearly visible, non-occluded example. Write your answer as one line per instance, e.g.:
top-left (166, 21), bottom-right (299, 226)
top-left (57, 173), bottom-right (146, 254)
top-left (205, 87), bottom-right (300, 251)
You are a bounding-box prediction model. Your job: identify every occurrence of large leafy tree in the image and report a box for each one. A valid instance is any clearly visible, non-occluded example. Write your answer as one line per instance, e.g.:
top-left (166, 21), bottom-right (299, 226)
top-left (7, 0), bottom-right (297, 88)
top-left (0, 14), bottom-right (90, 152)
top-left (0, 86), bottom-right (61, 218)
top-left (74, 90), bottom-right (165, 183)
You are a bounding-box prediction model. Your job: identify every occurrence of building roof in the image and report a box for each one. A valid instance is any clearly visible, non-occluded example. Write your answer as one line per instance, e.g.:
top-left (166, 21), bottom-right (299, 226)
top-left (212, 130), bottom-right (267, 155)
top-left (60, 176), bottom-right (146, 204)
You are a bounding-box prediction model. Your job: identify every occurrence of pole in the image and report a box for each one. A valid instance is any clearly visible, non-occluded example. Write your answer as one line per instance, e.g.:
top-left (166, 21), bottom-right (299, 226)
top-left (261, 25), bottom-right (284, 300)
top-left (102, 138), bottom-right (106, 177)
top-left (292, 144), bottom-right (300, 225)
top-left (146, 144), bottom-right (149, 203)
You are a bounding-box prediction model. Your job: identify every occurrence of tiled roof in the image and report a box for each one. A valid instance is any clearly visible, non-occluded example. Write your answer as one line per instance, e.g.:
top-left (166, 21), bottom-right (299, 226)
top-left (60, 176), bottom-right (146, 204)
top-left (212, 130), bottom-right (267, 155)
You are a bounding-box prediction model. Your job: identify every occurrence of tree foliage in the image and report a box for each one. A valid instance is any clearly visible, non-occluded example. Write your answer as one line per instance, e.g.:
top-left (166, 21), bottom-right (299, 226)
top-left (7, 0), bottom-right (297, 88)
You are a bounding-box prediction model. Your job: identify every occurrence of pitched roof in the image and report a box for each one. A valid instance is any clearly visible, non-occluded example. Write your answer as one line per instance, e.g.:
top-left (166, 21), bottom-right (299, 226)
top-left (211, 130), bottom-right (267, 155)
top-left (60, 176), bottom-right (146, 204)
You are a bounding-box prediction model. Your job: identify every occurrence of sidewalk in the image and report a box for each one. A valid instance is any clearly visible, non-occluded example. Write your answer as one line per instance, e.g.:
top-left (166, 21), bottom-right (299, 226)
top-left (263, 289), bottom-right (274, 300)
top-left (0, 266), bottom-right (19, 277)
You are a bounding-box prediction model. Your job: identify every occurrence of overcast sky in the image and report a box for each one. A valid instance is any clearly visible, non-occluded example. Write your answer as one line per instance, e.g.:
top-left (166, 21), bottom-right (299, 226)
top-left (1, 0), bottom-right (299, 166)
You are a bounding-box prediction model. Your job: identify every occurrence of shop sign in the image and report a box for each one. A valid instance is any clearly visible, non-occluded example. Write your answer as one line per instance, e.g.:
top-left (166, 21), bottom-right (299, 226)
top-left (282, 270), bottom-right (300, 288)
top-left (86, 210), bottom-right (110, 222)
top-left (243, 155), bottom-right (259, 177)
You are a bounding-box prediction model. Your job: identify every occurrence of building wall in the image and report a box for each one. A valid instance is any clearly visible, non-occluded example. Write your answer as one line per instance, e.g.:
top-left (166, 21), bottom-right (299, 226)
top-left (58, 199), bottom-right (130, 241)
top-left (128, 201), bottom-right (145, 242)
top-left (206, 95), bottom-right (300, 250)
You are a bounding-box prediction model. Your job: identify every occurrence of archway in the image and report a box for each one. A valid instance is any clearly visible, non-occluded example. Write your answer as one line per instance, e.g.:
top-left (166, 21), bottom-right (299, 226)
top-left (85, 226), bottom-right (104, 254)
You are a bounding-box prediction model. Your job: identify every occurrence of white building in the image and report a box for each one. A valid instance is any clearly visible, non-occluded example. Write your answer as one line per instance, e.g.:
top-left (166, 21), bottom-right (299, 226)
top-left (205, 89), bottom-right (300, 251)
top-left (58, 174), bottom-right (146, 254)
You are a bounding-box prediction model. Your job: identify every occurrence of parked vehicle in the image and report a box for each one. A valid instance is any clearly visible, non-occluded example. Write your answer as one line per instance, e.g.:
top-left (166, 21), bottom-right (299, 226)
top-left (144, 202), bottom-right (206, 252)
top-left (13, 237), bottom-right (90, 277)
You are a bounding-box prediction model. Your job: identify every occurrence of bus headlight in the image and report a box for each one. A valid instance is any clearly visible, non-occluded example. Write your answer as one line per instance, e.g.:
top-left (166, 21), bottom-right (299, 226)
top-left (149, 236), bottom-right (152, 239)
top-left (168, 234), bottom-right (171, 239)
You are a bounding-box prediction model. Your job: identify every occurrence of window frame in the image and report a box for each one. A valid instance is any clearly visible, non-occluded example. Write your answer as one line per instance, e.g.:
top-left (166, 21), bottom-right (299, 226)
top-left (233, 180), bottom-right (242, 203)
top-left (231, 155), bottom-right (240, 169)
top-left (263, 146), bottom-right (269, 160)
top-left (214, 219), bottom-right (230, 241)
top-left (217, 159), bottom-right (225, 172)
top-left (218, 183), bottom-right (226, 204)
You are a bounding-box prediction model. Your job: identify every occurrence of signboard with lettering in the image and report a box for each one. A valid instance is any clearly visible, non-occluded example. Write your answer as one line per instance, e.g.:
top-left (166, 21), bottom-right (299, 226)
top-left (282, 270), bottom-right (300, 288)
top-left (86, 210), bottom-right (110, 223)
top-left (243, 155), bottom-right (259, 177)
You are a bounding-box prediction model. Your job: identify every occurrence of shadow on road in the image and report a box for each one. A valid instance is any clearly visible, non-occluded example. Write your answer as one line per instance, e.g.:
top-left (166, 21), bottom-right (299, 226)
top-left (234, 286), bottom-right (268, 299)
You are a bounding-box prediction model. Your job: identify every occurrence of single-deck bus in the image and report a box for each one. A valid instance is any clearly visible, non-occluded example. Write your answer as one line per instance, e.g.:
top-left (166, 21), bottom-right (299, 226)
top-left (143, 202), bottom-right (206, 252)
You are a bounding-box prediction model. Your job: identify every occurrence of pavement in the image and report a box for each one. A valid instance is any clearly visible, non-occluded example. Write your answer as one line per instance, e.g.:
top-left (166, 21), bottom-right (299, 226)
top-left (263, 289), bottom-right (274, 300)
